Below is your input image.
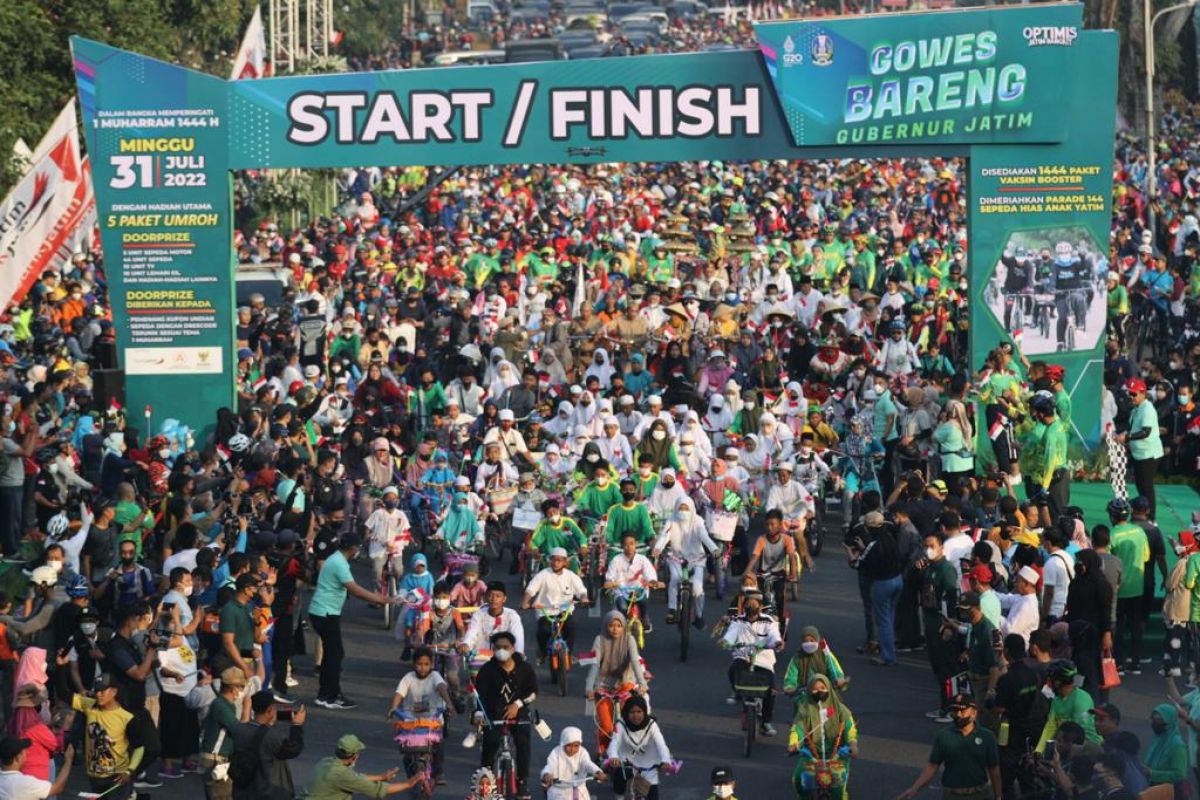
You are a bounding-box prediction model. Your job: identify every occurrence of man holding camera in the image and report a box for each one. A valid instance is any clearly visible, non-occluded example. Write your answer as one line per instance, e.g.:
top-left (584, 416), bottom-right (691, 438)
top-left (232, 690), bottom-right (306, 800)
top-left (200, 667), bottom-right (251, 800)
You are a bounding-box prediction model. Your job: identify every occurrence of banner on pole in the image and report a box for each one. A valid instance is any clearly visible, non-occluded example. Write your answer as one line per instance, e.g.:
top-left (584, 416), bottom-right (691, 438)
top-left (231, 7), bottom-right (269, 80)
top-left (0, 102), bottom-right (89, 309)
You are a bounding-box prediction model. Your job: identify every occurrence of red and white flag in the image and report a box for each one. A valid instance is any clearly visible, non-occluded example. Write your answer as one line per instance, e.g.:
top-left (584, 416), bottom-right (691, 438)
top-left (0, 101), bottom-right (90, 308)
top-left (988, 413), bottom-right (1007, 441)
top-left (231, 6), bottom-right (269, 80)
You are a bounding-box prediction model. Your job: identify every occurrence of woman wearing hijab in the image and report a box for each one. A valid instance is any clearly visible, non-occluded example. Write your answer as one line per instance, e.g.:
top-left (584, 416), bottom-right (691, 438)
top-left (469, 400), bottom-right (501, 444)
top-left (782, 627), bottom-right (847, 702)
top-left (585, 348), bottom-right (617, 390)
top-left (8, 684), bottom-right (59, 781)
top-left (597, 417), bottom-right (634, 475)
top-left (585, 611), bottom-right (649, 755)
top-left (436, 493), bottom-right (484, 553)
top-left (932, 399), bottom-right (974, 496)
top-left (605, 695), bottom-right (673, 800)
top-left (538, 348), bottom-right (569, 386)
top-left (572, 391), bottom-right (604, 439)
top-left (1063, 549), bottom-right (1113, 701)
top-left (787, 674), bottom-right (858, 800)
top-left (544, 401), bottom-right (576, 441)
top-left (698, 351), bottom-right (735, 399)
top-left (540, 726), bottom-right (605, 800)
top-left (1144, 703), bottom-right (1188, 792)
top-left (681, 410), bottom-right (713, 462)
top-left (635, 419), bottom-right (680, 473)
top-left (703, 393), bottom-right (735, 452)
top-left (739, 434), bottom-right (771, 500)
top-left (354, 362), bottom-right (402, 408)
top-left (730, 390), bottom-right (764, 437)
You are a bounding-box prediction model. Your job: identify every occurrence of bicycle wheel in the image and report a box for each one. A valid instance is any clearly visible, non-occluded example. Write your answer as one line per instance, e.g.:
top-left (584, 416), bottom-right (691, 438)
top-left (497, 753), bottom-right (516, 799)
top-left (1040, 308), bottom-right (1050, 340)
top-left (487, 520), bottom-right (505, 561)
top-left (555, 646), bottom-right (569, 697)
top-left (1066, 324), bottom-right (1075, 351)
top-left (382, 572), bottom-right (397, 631)
top-left (629, 615), bottom-right (644, 649)
top-left (679, 588), bottom-right (691, 662)
top-left (742, 703), bottom-right (756, 758)
top-left (806, 520), bottom-right (824, 558)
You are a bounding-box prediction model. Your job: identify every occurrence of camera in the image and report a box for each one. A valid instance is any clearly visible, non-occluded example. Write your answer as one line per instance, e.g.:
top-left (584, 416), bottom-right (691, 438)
top-left (276, 704), bottom-right (293, 722)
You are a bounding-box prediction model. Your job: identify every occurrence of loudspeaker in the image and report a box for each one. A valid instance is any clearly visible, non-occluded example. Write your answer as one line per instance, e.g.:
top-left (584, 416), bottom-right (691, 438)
top-left (92, 369), bottom-right (125, 411)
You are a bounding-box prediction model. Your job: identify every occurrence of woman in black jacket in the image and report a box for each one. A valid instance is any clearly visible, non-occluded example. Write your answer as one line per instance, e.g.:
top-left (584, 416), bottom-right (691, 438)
top-left (1065, 548), bottom-right (1114, 701)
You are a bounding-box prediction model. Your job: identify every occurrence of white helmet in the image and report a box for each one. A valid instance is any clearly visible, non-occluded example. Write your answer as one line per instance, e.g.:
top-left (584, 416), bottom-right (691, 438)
top-left (30, 566), bottom-right (57, 587)
top-left (228, 433), bottom-right (251, 453)
top-left (46, 513), bottom-right (69, 539)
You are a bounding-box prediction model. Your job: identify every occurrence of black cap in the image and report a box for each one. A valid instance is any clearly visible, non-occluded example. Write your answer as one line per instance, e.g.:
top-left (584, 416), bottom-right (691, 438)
top-left (958, 591), bottom-right (982, 608)
top-left (711, 766), bottom-right (734, 784)
top-left (485, 581), bottom-right (507, 595)
top-left (79, 606), bottom-right (100, 620)
top-left (0, 737), bottom-right (31, 763)
top-left (93, 673), bottom-right (117, 692)
top-left (949, 692), bottom-right (975, 710)
top-left (339, 533), bottom-right (363, 550)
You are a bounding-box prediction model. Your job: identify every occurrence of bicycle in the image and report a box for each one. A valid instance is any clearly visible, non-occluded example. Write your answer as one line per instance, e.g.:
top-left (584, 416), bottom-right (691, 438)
top-left (662, 552), bottom-right (696, 662)
top-left (485, 719), bottom-right (524, 800)
top-left (607, 761), bottom-right (672, 800)
top-left (608, 584), bottom-right (651, 648)
top-left (545, 772), bottom-right (599, 800)
top-left (391, 708), bottom-right (443, 800)
top-left (592, 686), bottom-right (637, 758)
top-left (379, 552), bottom-right (402, 631)
top-left (757, 571), bottom-right (790, 641)
top-left (537, 605), bottom-right (575, 697)
top-left (705, 508), bottom-right (738, 600)
top-left (430, 644), bottom-right (469, 714)
top-left (731, 657), bottom-right (773, 758)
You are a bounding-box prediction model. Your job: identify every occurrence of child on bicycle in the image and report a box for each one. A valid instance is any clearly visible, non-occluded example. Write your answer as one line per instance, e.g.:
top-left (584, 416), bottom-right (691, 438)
top-left (541, 726), bottom-right (606, 800)
top-left (390, 646), bottom-right (454, 785)
top-left (364, 485), bottom-right (411, 588)
top-left (428, 582), bottom-right (467, 706)
top-left (707, 766), bottom-right (738, 800)
top-left (605, 695), bottom-right (673, 800)
top-left (450, 561), bottom-right (486, 610)
top-left (399, 554), bottom-right (435, 657)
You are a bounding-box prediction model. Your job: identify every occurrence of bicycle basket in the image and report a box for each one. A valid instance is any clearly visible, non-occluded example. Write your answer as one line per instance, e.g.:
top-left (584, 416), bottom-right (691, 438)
top-left (393, 716), bottom-right (444, 751)
top-left (445, 552), bottom-right (480, 573)
top-left (732, 669), bottom-right (773, 695)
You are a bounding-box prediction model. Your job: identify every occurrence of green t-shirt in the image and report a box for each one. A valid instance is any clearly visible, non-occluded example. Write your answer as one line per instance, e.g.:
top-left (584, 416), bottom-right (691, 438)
top-left (530, 519), bottom-right (586, 554)
top-left (303, 757), bottom-right (388, 800)
top-left (113, 501), bottom-right (153, 558)
top-left (1128, 399), bottom-right (1164, 461)
top-left (574, 482), bottom-right (622, 520)
top-left (218, 598), bottom-right (255, 655)
top-left (1053, 389), bottom-right (1072, 427)
top-left (1185, 553), bottom-right (1200, 623)
top-left (199, 695), bottom-right (239, 758)
top-left (604, 503), bottom-right (654, 548)
top-left (873, 390), bottom-right (899, 442)
top-left (310, 550), bottom-right (354, 617)
top-left (1110, 522), bottom-right (1150, 600)
top-left (966, 618), bottom-right (999, 675)
top-left (928, 725), bottom-right (999, 789)
top-left (921, 559), bottom-right (959, 624)
top-left (1041, 687), bottom-right (1101, 749)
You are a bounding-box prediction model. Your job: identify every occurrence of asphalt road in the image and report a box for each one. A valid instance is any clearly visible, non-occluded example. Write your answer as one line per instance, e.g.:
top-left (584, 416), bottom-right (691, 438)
top-left (85, 527), bottom-right (1169, 800)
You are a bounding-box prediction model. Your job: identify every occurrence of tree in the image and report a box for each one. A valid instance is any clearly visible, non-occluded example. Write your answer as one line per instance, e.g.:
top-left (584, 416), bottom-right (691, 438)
top-left (1086, 0), bottom-right (1196, 136)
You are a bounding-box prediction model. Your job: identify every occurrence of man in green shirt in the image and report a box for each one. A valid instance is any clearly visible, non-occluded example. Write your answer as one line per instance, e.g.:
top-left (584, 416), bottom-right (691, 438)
top-left (958, 592), bottom-right (1001, 732)
top-left (897, 693), bottom-right (1001, 800)
top-left (872, 374), bottom-right (899, 495)
top-left (1107, 498), bottom-right (1150, 672)
top-left (1117, 377), bottom-right (1165, 520)
top-left (302, 734), bottom-right (418, 799)
top-left (920, 533), bottom-right (960, 723)
top-left (604, 479), bottom-right (654, 553)
top-left (1035, 661), bottom-right (1101, 753)
top-left (216, 573), bottom-right (259, 679)
top-left (200, 667), bottom-right (249, 800)
top-left (1019, 392), bottom-right (1070, 518)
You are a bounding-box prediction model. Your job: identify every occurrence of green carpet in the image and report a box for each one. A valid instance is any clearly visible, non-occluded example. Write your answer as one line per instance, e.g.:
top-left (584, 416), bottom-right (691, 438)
top-left (1068, 482), bottom-right (1199, 537)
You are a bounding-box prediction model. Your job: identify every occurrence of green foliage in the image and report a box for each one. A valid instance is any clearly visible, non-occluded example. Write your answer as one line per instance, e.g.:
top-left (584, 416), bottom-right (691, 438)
top-left (0, 0), bottom-right (257, 195)
top-left (337, 0), bottom-right (411, 62)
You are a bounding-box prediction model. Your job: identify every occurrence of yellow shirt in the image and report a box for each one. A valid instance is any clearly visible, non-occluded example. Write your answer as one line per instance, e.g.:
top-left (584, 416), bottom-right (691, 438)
top-left (73, 695), bottom-right (135, 779)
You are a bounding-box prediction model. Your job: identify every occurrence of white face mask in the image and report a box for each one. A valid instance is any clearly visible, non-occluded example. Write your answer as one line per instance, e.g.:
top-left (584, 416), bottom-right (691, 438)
top-left (48, 560), bottom-right (63, 574)
top-left (586, 453), bottom-right (599, 463)
top-left (652, 430), bottom-right (666, 441)
top-left (925, 547), bottom-right (938, 560)
top-left (713, 786), bottom-right (734, 798)
top-left (494, 648), bottom-right (513, 662)
top-left (158, 448), bottom-right (171, 459)
top-left (801, 641), bottom-right (819, 654)
top-left (434, 598), bottom-right (450, 610)
top-left (80, 622), bottom-right (98, 636)
top-left (183, 585), bottom-right (194, 597)
top-left (680, 445), bottom-right (694, 455)
top-left (744, 401), bottom-right (756, 411)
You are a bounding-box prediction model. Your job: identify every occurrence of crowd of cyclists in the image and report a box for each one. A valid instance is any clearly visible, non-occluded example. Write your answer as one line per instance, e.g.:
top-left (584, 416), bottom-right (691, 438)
top-left (6, 1), bottom-right (1200, 799)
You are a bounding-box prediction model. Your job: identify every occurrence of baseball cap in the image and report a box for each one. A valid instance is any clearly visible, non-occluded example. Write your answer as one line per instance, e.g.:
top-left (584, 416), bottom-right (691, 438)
top-left (711, 766), bottom-right (734, 784)
top-left (220, 667), bottom-right (247, 688)
top-left (930, 479), bottom-right (948, 495)
top-left (958, 591), bottom-right (982, 608)
top-left (237, 348), bottom-right (254, 361)
top-left (339, 533), bottom-right (363, 550)
top-left (1090, 702), bottom-right (1121, 723)
top-left (967, 564), bottom-right (993, 585)
top-left (864, 511), bottom-right (885, 527)
top-left (949, 692), bottom-right (975, 710)
top-left (0, 737), bottom-right (31, 763)
top-left (304, 364), bottom-right (320, 378)
top-left (336, 734), bottom-right (366, 756)
top-left (1125, 377), bottom-right (1147, 394)
top-left (93, 674), bottom-right (117, 692)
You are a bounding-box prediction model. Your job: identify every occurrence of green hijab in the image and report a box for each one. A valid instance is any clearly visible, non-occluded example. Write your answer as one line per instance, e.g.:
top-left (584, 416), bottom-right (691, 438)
top-left (794, 673), bottom-right (852, 755)
top-left (441, 492), bottom-right (477, 542)
top-left (1146, 702), bottom-right (1185, 771)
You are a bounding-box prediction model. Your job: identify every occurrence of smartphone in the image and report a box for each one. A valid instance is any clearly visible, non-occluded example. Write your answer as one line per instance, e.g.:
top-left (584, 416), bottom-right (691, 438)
top-left (276, 704), bottom-right (293, 722)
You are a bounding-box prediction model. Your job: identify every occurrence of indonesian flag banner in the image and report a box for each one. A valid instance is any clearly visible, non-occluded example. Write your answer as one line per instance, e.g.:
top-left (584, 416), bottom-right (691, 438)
top-left (231, 6), bottom-right (269, 80)
top-left (0, 101), bottom-right (89, 308)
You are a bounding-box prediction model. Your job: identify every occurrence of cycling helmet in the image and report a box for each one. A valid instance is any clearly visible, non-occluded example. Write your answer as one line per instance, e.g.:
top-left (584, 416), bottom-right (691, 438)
top-left (1028, 392), bottom-right (1055, 415)
top-left (1106, 498), bottom-right (1131, 519)
top-left (1047, 659), bottom-right (1078, 685)
top-left (65, 574), bottom-right (90, 599)
top-left (45, 513), bottom-right (69, 539)
top-left (228, 433), bottom-right (251, 453)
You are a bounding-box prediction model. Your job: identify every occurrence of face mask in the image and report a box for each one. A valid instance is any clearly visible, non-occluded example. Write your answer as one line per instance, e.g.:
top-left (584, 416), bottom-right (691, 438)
top-left (384, 500), bottom-right (398, 510)
top-left (158, 448), bottom-right (171, 459)
top-left (639, 466), bottom-right (652, 476)
top-left (713, 787), bottom-right (733, 799)
top-left (1181, 395), bottom-right (1191, 405)
top-left (652, 430), bottom-right (666, 441)
top-left (80, 622), bottom-right (98, 635)
top-left (586, 453), bottom-right (599, 463)
top-left (48, 560), bottom-right (63, 574)
top-left (680, 445), bottom-right (694, 455)
top-left (434, 598), bottom-right (450, 610)
top-left (809, 690), bottom-right (828, 702)
top-left (953, 714), bottom-right (972, 729)
top-left (801, 641), bottom-right (819, 654)
top-left (494, 648), bottom-right (513, 662)
top-left (596, 477), bottom-right (609, 487)
top-left (662, 481), bottom-right (675, 490)
top-left (1041, 685), bottom-right (1055, 700)
top-left (621, 490), bottom-right (637, 502)
top-left (182, 585), bottom-right (194, 597)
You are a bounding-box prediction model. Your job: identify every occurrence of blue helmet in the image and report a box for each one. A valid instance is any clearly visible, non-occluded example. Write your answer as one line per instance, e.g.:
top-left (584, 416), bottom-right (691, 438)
top-left (65, 574), bottom-right (90, 599)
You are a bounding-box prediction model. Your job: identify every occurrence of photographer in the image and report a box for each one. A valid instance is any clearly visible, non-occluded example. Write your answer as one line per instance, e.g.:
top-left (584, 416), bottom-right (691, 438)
top-left (215, 573), bottom-right (262, 683)
top-left (232, 690), bottom-right (306, 800)
top-left (266, 529), bottom-right (304, 699)
top-left (105, 603), bottom-right (167, 790)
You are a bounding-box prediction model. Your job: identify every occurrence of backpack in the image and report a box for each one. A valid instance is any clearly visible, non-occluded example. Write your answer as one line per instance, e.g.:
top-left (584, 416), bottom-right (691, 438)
top-left (229, 724), bottom-right (270, 788)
